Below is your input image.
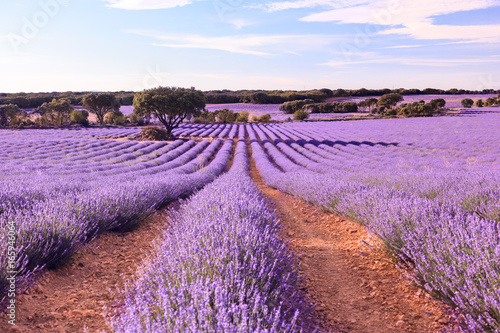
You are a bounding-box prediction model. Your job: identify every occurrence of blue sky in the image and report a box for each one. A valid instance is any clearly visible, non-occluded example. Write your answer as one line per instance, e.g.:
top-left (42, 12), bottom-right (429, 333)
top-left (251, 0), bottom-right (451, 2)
top-left (1, 0), bottom-right (499, 93)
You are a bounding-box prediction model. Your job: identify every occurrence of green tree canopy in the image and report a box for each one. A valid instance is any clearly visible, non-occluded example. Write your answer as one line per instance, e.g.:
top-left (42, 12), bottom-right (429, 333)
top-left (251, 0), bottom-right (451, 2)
top-left (461, 98), bottom-right (474, 108)
top-left (37, 98), bottom-right (73, 127)
top-left (133, 87), bottom-right (206, 138)
top-left (82, 93), bottom-right (120, 125)
top-left (377, 93), bottom-right (403, 109)
top-left (0, 104), bottom-right (22, 127)
top-left (430, 98), bottom-right (446, 109)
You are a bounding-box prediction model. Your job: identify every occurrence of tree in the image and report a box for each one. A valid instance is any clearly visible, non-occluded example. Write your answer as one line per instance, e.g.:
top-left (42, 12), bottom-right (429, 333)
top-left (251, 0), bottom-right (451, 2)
top-left (358, 100), bottom-right (367, 112)
top-left (133, 87), bottom-right (206, 138)
top-left (82, 93), bottom-right (120, 125)
top-left (461, 98), bottom-right (474, 108)
top-left (365, 98), bottom-right (378, 110)
top-left (475, 99), bottom-right (484, 107)
top-left (0, 104), bottom-right (21, 127)
top-left (430, 98), bottom-right (446, 109)
top-left (377, 93), bottom-right (403, 109)
top-left (37, 98), bottom-right (73, 127)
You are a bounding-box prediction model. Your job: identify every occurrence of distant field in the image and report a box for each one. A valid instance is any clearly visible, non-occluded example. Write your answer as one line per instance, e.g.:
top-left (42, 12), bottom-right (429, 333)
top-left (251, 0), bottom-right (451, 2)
top-left (107, 94), bottom-right (499, 120)
top-left (2, 106), bottom-right (500, 331)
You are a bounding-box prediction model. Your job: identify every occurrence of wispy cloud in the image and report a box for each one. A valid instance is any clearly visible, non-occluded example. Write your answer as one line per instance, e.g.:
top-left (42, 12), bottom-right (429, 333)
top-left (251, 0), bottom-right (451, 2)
top-left (323, 56), bottom-right (500, 68)
top-left (126, 29), bottom-right (339, 55)
top-left (258, 0), bottom-right (358, 12)
top-left (381, 22), bottom-right (500, 43)
top-left (226, 18), bottom-right (255, 29)
top-left (384, 44), bottom-right (425, 49)
top-left (260, 0), bottom-right (500, 43)
top-left (299, 0), bottom-right (498, 25)
top-left (102, 0), bottom-right (203, 10)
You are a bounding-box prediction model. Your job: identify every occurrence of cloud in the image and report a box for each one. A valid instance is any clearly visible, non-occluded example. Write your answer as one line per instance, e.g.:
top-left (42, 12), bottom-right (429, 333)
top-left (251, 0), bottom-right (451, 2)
top-left (384, 44), bottom-right (424, 49)
top-left (226, 18), bottom-right (255, 29)
top-left (299, 0), bottom-right (498, 25)
top-left (322, 56), bottom-right (500, 68)
top-left (381, 22), bottom-right (500, 43)
top-left (258, 0), bottom-right (355, 12)
top-left (126, 30), bottom-right (339, 55)
top-left (260, 0), bottom-right (500, 43)
top-left (102, 0), bottom-right (202, 10)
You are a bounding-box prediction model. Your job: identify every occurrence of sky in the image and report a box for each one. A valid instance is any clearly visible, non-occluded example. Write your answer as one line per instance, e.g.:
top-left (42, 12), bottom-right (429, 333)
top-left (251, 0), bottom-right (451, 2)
top-left (0, 0), bottom-right (499, 93)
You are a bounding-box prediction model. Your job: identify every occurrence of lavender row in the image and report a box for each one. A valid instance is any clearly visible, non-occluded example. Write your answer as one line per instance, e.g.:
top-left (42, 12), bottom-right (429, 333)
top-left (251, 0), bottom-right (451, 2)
top-left (111, 140), bottom-right (313, 332)
top-left (250, 115), bottom-right (500, 331)
top-left (0, 138), bottom-right (234, 300)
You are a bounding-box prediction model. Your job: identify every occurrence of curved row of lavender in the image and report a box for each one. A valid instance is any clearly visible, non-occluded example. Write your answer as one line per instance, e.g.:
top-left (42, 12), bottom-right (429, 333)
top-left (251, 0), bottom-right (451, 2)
top-left (246, 110), bottom-right (500, 332)
top-left (111, 140), bottom-right (314, 332)
top-left (0, 130), bottom-right (234, 299)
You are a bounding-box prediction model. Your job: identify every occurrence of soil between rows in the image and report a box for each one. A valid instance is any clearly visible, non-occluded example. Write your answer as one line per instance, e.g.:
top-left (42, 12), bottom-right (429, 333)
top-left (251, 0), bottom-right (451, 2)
top-left (248, 148), bottom-right (462, 333)
top-left (0, 203), bottom-right (180, 333)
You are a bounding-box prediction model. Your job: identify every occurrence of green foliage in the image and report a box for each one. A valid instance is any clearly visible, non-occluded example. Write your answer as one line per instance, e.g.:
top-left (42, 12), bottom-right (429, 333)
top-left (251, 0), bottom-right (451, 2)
top-left (134, 86), bottom-right (205, 138)
top-left (36, 98), bottom-right (74, 127)
top-left (0, 104), bottom-right (22, 127)
top-left (279, 99), bottom-right (315, 114)
top-left (293, 109), bottom-right (309, 121)
top-left (485, 97), bottom-right (498, 106)
top-left (358, 98), bottom-right (378, 112)
top-left (216, 109), bottom-right (237, 123)
top-left (252, 114), bottom-right (271, 123)
top-left (377, 93), bottom-right (403, 109)
top-left (139, 126), bottom-right (169, 141)
top-left (305, 102), bottom-right (358, 113)
top-left (70, 110), bottom-right (89, 126)
top-left (430, 98), bottom-right (446, 109)
top-left (82, 93), bottom-right (120, 125)
top-left (236, 111), bottom-right (249, 123)
top-left (396, 102), bottom-right (437, 117)
top-left (461, 98), bottom-right (474, 108)
top-left (193, 109), bottom-right (249, 124)
top-left (476, 99), bottom-right (484, 107)
top-left (128, 110), bottom-right (148, 125)
top-left (104, 110), bottom-right (126, 125)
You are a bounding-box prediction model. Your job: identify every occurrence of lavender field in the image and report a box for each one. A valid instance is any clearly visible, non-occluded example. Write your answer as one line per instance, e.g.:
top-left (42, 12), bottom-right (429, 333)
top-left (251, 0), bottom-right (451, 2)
top-left (2, 107), bottom-right (500, 331)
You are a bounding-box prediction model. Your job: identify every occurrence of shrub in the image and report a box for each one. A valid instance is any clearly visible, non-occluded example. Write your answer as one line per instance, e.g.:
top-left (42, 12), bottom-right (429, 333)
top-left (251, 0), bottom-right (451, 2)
top-left (129, 112), bottom-right (145, 125)
top-left (485, 97), bottom-right (498, 106)
top-left (305, 102), bottom-right (357, 113)
top-left (293, 110), bottom-right (309, 121)
top-left (236, 111), bottom-right (249, 123)
top-left (475, 99), bottom-right (484, 107)
top-left (430, 98), bottom-right (446, 109)
top-left (252, 114), bottom-right (271, 123)
top-left (279, 99), bottom-right (314, 114)
top-left (216, 109), bottom-right (237, 123)
top-left (193, 110), bottom-right (216, 123)
top-left (104, 110), bottom-right (126, 125)
top-left (139, 126), bottom-right (170, 141)
top-left (70, 110), bottom-right (89, 126)
top-left (259, 114), bottom-right (271, 123)
top-left (461, 98), bottom-right (474, 108)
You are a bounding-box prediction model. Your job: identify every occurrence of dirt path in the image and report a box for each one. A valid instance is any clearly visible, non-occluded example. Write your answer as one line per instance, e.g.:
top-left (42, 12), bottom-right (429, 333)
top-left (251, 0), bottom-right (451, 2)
top-left (248, 155), bottom-right (462, 332)
top-left (1, 203), bottom-right (180, 333)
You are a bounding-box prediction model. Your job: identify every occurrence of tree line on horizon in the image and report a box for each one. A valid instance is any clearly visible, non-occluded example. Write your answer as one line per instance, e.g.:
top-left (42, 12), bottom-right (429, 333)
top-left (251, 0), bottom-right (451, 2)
top-left (1, 87), bottom-right (499, 109)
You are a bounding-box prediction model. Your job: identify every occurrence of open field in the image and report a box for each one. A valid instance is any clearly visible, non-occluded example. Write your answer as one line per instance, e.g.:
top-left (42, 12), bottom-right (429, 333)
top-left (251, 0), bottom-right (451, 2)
top-left (1, 107), bottom-right (500, 331)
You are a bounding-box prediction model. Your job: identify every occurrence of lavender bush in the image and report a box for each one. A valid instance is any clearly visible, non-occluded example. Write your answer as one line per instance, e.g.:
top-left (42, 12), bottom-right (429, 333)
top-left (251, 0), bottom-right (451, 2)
top-left (249, 110), bottom-right (500, 332)
top-left (0, 130), bottom-right (234, 299)
top-left (112, 140), bottom-right (314, 332)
